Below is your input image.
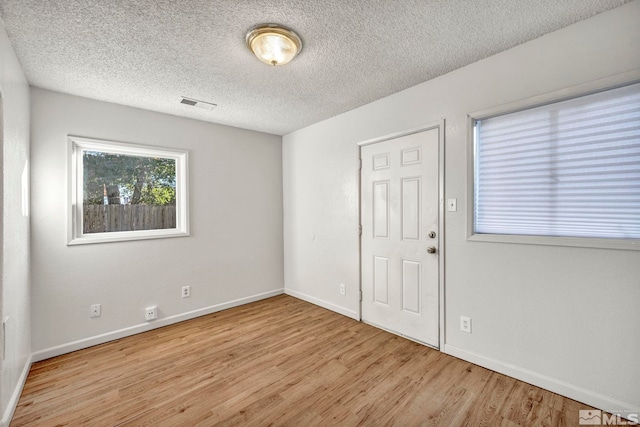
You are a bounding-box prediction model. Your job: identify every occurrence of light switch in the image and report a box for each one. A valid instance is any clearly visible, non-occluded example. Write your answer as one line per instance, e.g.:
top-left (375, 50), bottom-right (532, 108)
top-left (447, 198), bottom-right (457, 212)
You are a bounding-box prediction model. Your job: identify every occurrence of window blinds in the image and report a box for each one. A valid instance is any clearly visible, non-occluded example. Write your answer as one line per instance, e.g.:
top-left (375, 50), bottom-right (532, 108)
top-left (474, 82), bottom-right (640, 239)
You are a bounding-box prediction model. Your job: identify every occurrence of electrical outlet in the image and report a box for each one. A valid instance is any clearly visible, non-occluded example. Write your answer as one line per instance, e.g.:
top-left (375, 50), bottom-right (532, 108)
top-left (182, 286), bottom-right (191, 298)
top-left (339, 283), bottom-right (346, 295)
top-left (145, 306), bottom-right (158, 321)
top-left (460, 316), bottom-right (472, 333)
top-left (90, 304), bottom-right (101, 318)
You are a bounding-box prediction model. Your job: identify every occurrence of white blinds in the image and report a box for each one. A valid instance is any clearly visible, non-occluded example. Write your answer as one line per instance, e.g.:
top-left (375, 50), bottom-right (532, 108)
top-left (474, 82), bottom-right (640, 239)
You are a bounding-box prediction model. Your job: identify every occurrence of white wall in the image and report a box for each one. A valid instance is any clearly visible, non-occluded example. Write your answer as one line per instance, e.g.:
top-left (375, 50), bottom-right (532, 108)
top-left (30, 88), bottom-right (284, 358)
top-left (283, 1), bottom-right (640, 413)
top-left (0, 17), bottom-right (31, 427)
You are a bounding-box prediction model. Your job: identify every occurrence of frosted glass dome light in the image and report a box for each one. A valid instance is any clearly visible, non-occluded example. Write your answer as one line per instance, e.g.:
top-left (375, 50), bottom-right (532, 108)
top-left (246, 24), bottom-right (302, 66)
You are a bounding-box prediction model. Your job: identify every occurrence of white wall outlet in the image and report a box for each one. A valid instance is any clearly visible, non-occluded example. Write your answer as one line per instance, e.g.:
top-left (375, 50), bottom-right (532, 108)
top-left (339, 283), bottom-right (346, 295)
top-left (90, 304), bottom-right (101, 318)
top-left (447, 198), bottom-right (457, 212)
top-left (145, 306), bottom-right (158, 321)
top-left (460, 316), bottom-right (472, 333)
top-left (182, 286), bottom-right (191, 298)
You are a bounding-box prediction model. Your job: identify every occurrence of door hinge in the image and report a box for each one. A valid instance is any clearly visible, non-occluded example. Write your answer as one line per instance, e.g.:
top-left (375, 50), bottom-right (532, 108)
top-left (359, 289), bottom-right (363, 302)
top-left (358, 224), bottom-right (363, 236)
top-left (358, 158), bottom-right (362, 170)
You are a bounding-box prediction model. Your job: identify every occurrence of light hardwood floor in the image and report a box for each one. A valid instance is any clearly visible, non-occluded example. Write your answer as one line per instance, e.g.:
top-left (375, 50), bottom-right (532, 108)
top-left (12, 295), bottom-right (595, 426)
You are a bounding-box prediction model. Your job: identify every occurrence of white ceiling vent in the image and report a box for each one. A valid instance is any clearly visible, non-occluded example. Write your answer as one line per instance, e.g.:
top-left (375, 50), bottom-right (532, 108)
top-left (179, 96), bottom-right (217, 110)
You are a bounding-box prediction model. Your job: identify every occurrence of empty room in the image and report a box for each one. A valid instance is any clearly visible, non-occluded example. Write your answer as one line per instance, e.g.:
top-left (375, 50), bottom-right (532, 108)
top-left (0, 1), bottom-right (639, 426)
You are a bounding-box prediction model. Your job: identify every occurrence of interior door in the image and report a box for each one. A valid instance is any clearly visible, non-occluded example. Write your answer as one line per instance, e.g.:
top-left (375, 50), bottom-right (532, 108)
top-left (360, 127), bottom-right (440, 347)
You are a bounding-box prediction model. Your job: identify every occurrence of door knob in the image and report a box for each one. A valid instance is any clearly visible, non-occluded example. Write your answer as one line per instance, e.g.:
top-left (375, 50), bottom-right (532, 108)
top-left (427, 246), bottom-right (437, 254)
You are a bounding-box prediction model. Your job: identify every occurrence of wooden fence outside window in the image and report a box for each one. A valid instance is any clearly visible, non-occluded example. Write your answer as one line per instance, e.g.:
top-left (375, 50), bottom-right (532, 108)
top-left (83, 204), bottom-right (176, 233)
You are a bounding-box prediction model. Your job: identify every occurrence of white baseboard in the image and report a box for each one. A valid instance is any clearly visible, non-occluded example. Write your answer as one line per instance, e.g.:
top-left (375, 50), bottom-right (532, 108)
top-left (284, 288), bottom-right (359, 320)
top-left (20, 292), bottom-right (636, 424)
top-left (32, 289), bottom-right (284, 363)
top-left (444, 344), bottom-right (638, 416)
top-left (1, 353), bottom-right (32, 427)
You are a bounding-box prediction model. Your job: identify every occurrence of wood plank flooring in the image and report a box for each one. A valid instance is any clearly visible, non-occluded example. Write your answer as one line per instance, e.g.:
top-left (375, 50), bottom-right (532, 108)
top-left (12, 295), bottom-right (596, 426)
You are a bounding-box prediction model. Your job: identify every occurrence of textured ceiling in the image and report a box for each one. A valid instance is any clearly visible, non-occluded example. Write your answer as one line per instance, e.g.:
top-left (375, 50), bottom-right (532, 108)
top-left (0, 0), bottom-right (631, 135)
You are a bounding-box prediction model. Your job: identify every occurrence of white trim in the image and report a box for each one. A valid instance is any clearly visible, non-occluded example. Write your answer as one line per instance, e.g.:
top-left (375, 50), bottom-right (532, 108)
top-left (285, 289), bottom-right (359, 320)
top-left (67, 135), bottom-right (190, 245)
top-left (444, 344), bottom-right (638, 415)
top-left (31, 289), bottom-right (284, 362)
top-left (466, 70), bottom-right (640, 252)
top-left (1, 354), bottom-right (32, 427)
top-left (437, 120), bottom-right (446, 351)
top-left (356, 120), bottom-right (445, 350)
top-left (356, 121), bottom-right (443, 147)
top-left (467, 233), bottom-right (640, 251)
top-left (469, 69), bottom-right (640, 120)
top-left (355, 144), bottom-right (362, 321)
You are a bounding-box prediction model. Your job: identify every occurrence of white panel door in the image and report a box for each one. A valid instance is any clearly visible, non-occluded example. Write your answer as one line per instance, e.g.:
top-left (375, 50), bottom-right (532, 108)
top-left (361, 128), bottom-right (439, 347)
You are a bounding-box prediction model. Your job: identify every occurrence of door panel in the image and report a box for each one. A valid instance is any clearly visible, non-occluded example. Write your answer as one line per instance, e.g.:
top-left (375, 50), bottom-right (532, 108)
top-left (402, 259), bottom-right (421, 314)
top-left (361, 128), bottom-right (439, 347)
top-left (402, 178), bottom-right (421, 240)
top-left (373, 181), bottom-right (390, 238)
top-left (374, 256), bottom-right (389, 304)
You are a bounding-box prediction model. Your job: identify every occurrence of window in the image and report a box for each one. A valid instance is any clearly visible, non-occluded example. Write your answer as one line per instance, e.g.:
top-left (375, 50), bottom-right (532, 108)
top-left (69, 136), bottom-right (189, 245)
top-left (471, 82), bottom-right (640, 249)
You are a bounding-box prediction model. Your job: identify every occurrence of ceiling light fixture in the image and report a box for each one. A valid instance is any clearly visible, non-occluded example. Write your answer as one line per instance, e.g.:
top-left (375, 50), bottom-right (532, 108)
top-left (246, 24), bottom-right (302, 66)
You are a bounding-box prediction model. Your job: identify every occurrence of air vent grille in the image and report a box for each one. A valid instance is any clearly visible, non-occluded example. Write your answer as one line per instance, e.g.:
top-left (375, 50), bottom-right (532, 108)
top-left (179, 96), bottom-right (217, 110)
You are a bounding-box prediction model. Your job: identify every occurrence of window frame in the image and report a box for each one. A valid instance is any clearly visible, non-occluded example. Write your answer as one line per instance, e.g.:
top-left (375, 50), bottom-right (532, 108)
top-left (467, 71), bottom-right (640, 251)
top-left (68, 135), bottom-right (190, 245)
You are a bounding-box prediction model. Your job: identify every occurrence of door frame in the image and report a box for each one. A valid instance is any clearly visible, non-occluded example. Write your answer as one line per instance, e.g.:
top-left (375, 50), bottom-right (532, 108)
top-left (356, 120), bottom-right (445, 350)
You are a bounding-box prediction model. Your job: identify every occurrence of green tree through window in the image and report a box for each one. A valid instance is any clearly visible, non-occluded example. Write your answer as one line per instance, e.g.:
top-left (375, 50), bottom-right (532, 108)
top-left (83, 152), bottom-right (176, 206)
top-left (69, 136), bottom-right (189, 244)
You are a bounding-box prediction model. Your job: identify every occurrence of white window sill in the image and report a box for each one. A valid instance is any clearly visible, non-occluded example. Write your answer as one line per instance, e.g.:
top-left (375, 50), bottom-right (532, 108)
top-left (468, 232), bottom-right (640, 251)
top-left (68, 228), bottom-right (189, 245)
